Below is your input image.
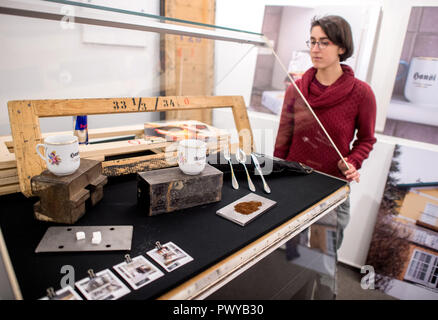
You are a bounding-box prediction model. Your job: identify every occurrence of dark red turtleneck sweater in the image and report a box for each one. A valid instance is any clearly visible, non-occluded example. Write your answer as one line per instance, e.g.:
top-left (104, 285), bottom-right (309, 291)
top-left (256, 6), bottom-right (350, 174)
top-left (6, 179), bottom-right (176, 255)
top-left (274, 64), bottom-right (377, 179)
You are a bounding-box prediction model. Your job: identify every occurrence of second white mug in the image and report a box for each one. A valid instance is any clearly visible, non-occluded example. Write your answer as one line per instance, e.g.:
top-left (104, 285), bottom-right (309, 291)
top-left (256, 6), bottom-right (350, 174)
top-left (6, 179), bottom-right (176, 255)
top-left (177, 139), bottom-right (206, 175)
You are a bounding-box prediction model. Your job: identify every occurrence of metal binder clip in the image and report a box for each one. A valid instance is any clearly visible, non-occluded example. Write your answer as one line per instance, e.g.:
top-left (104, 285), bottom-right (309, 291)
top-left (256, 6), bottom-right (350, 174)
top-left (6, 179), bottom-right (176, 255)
top-left (46, 287), bottom-right (56, 299)
top-left (125, 254), bottom-right (132, 263)
top-left (155, 241), bottom-right (162, 250)
top-left (87, 269), bottom-right (96, 279)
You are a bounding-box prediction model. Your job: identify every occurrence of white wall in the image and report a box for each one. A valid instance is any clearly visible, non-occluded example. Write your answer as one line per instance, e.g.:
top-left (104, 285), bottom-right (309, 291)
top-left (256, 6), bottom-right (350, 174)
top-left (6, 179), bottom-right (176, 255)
top-left (0, 1), bottom-right (161, 136)
top-left (214, 0), bottom-right (266, 106)
top-left (213, 0), bottom-right (283, 153)
top-left (271, 6), bottom-right (313, 89)
top-left (338, 136), bottom-right (395, 267)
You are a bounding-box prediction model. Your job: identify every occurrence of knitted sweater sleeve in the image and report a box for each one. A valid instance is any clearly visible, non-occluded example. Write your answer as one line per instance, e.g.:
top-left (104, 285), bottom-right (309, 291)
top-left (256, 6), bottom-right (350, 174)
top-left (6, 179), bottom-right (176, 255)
top-left (347, 82), bottom-right (377, 170)
top-left (273, 84), bottom-right (297, 159)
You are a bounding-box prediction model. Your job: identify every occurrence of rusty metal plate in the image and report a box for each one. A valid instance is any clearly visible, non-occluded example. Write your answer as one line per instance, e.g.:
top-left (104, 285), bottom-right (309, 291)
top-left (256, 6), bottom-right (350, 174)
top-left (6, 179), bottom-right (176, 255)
top-left (35, 226), bottom-right (133, 253)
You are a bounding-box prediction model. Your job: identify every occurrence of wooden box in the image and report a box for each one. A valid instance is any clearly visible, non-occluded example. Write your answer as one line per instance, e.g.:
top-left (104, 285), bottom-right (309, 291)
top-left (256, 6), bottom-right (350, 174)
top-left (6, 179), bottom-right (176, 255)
top-left (31, 159), bottom-right (107, 224)
top-left (137, 164), bottom-right (223, 216)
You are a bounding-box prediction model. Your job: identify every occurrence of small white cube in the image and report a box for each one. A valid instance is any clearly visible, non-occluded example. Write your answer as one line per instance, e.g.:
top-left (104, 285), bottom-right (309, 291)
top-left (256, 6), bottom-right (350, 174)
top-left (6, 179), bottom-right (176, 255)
top-left (76, 231), bottom-right (85, 241)
top-left (91, 231), bottom-right (102, 245)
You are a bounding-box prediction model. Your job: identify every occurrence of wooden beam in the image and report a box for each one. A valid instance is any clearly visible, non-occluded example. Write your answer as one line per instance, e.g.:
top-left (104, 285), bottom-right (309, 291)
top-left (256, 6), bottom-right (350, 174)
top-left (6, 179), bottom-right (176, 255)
top-left (79, 141), bottom-right (170, 159)
top-left (0, 136), bottom-right (17, 169)
top-left (28, 96), bottom-right (234, 117)
top-left (163, 0), bottom-right (215, 124)
top-left (7, 101), bottom-right (45, 196)
top-left (232, 96), bottom-right (254, 155)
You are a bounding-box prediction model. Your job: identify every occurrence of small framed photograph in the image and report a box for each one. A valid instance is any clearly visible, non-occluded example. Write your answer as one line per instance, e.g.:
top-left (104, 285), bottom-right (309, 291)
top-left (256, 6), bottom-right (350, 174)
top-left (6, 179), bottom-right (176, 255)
top-left (113, 255), bottom-right (164, 290)
top-left (147, 242), bottom-right (193, 272)
top-left (75, 269), bottom-right (130, 300)
top-left (40, 286), bottom-right (82, 300)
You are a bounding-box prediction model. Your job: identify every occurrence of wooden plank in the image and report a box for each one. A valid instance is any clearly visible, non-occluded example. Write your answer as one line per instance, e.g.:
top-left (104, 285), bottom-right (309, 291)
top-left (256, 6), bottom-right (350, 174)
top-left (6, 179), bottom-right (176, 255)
top-left (0, 168), bottom-right (18, 179)
top-left (41, 125), bottom-right (145, 141)
top-left (3, 141), bottom-right (13, 149)
top-left (26, 96), bottom-right (233, 117)
top-left (0, 125), bottom-right (146, 157)
top-left (8, 101), bottom-right (45, 196)
top-left (164, 0), bottom-right (215, 124)
top-left (102, 151), bottom-right (178, 176)
top-left (0, 175), bottom-right (19, 186)
top-left (232, 96), bottom-right (254, 155)
top-left (0, 136), bottom-right (16, 169)
top-left (0, 159), bottom-right (16, 170)
top-left (0, 136), bottom-right (12, 157)
top-left (79, 141), bottom-right (170, 159)
top-left (84, 124), bottom-right (144, 139)
top-left (150, 148), bottom-right (165, 154)
top-left (85, 155), bottom-right (105, 162)
top-left (0, 184), bottom-right (21, 196)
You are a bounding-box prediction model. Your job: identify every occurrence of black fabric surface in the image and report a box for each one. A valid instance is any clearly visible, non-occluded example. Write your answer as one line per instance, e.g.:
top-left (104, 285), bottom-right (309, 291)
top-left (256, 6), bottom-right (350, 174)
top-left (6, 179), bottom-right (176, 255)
top-left (207, 152), bottom-right (314, 176)
top-left (0, 168), bottom-right (346, 300)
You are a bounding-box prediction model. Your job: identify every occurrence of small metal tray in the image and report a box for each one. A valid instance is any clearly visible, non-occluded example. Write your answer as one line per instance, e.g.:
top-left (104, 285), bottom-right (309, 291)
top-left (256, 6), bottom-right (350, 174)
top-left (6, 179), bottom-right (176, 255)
top-left (35, 225), bottom-right (133, 253)
top-left (216, 193), bottom-right (277, 226)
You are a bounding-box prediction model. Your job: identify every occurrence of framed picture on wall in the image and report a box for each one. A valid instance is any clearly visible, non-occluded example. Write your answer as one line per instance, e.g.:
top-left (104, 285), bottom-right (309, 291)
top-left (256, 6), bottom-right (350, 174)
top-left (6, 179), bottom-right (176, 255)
top-left (365, 144), bottom-right (438, 299)
top-left (384, 6), bottom-right (438, 146)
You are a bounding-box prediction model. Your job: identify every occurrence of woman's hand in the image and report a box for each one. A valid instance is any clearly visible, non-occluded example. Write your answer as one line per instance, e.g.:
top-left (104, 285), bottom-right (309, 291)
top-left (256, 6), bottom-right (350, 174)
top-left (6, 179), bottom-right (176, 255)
top-left (337, 157), bottom-right (360, 183)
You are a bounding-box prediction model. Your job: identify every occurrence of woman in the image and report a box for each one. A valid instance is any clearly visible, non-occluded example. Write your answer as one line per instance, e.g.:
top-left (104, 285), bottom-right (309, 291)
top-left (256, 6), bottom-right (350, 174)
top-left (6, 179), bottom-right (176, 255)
top-left (274, 15), bottom-right (377, 250)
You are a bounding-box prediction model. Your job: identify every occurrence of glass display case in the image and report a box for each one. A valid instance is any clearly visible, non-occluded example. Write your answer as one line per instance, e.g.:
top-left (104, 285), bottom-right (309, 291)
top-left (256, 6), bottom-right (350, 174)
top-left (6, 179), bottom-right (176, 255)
top-left (0, 0), bottom-right (350, 300)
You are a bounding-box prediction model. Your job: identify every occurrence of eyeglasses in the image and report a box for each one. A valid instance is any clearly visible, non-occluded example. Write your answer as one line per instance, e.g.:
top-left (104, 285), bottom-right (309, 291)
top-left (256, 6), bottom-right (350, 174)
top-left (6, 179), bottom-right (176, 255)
top-left (306, 40), bottom-right (331, 50)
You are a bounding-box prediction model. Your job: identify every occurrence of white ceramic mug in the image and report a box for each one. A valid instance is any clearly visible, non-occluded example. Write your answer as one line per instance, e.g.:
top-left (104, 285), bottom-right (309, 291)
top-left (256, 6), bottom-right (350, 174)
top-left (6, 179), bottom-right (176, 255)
top-left (404, 57), bottom-right (438, 106)
top-left (36, 135), bottom-right (80, 176)
top-left (177, 139), bottom-right (206, 175)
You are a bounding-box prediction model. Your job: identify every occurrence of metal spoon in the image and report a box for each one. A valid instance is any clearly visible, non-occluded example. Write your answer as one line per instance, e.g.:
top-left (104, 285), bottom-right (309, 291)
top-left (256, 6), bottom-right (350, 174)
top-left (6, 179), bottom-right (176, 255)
top-left (223, 144), bottom-right (239, 190)
top-left (236, 148), bottom-right (255, 192)
top-left (251, 153), bottom-right (271, 194)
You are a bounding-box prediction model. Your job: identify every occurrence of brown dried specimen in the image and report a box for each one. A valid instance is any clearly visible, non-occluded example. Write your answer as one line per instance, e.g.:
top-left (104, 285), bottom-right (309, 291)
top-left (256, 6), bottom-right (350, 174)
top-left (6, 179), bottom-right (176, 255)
top-left (234, 201), bottom-right (262, 215)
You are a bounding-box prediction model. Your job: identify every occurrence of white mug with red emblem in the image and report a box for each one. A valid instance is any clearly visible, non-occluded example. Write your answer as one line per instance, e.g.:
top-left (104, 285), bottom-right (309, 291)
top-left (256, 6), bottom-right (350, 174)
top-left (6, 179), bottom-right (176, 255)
top-left (36, 135), bottom-right (80, 176)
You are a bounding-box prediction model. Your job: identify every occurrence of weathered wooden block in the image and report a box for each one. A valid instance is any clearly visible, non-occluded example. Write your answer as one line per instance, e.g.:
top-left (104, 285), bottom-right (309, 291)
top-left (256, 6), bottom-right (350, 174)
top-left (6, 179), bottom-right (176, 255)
top-left (137, 164), bottom-right (223, 216)
top-left (31, 159), bottom-right (108, 224)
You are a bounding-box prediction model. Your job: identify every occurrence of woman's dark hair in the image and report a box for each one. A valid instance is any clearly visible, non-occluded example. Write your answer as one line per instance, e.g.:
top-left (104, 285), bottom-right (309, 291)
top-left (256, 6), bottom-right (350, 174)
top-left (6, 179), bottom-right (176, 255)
top-left (311, 15), bottom-right (353, 62)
